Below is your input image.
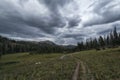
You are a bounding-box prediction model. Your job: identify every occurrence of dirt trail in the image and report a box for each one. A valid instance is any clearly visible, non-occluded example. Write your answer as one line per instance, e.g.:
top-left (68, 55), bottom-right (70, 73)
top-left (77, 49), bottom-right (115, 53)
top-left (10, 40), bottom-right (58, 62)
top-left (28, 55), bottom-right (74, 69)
top-left (80, 60), bottom-right (94, 80)
top-left (60, 54), bottom-right (94, 80)
top-left (72, 62), bottom-right (80, 80)
top-left (60, 54), bottom-right (72, 60)
top-left (60, 55), bottom-right (66, 59)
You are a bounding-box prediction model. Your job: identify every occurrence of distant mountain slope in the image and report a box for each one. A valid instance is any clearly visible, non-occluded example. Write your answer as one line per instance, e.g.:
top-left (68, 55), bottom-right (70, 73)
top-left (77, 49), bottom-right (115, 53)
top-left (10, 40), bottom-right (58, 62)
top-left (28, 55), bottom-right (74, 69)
top-left (0, 35), bottom-right (76, 55)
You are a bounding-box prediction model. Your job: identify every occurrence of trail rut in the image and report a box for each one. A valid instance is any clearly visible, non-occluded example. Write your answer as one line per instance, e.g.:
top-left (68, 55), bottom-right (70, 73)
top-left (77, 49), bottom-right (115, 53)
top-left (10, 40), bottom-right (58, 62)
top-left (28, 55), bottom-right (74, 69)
top-left (72, 62), bottom-right (80, 80)
top-left (60, 54), bottom-right (94, 80)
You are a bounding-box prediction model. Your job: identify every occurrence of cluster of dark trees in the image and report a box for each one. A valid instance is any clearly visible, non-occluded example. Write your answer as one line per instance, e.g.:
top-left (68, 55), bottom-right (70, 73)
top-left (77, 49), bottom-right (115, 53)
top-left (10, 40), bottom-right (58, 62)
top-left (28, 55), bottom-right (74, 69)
top-left (77, 27), bottom-right (120, 51)
top-left (0, 27), bottom-right (119, 58)
top-left (0, 36), bottom-right (76, 58)
top-left (0, 37), bottom-right (38, 55)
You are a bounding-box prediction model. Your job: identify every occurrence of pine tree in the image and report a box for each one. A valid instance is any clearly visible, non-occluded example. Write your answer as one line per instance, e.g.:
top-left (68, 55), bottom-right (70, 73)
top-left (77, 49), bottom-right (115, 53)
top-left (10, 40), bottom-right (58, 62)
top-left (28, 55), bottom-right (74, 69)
top-left (113, 27), bottom-right (118, 39)
top-left (77, 42), bottom-right (84, 51)
top-left (109, 31), bottom-right (114, 47)
top-left (113, 27), bottom-right (119, 46)
top-left (93, 38), bottom-right (99, 49)
top-left (118, 33), bottom-right (120, 45)
top-left (0, 44), bottom-right (2, 59)
top-left (99, 36), bottom-right (105, 49)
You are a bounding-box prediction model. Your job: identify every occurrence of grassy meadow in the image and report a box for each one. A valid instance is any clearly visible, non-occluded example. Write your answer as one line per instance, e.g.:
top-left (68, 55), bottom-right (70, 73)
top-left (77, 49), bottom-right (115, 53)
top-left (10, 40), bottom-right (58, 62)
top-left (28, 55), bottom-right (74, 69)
top-left (0, 53), bottom-right (77, 80)
top-left (0, 47), bottom-right (120, 80)
top-left (74, 47), bottom-right (120, 80)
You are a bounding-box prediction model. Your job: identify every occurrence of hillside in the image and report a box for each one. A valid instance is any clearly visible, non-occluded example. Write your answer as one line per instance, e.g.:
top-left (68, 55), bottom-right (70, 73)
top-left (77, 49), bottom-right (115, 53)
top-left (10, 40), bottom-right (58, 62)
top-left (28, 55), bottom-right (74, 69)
top-left (0, 47), bottom-right (120, 80)
top-left (0, 35), bottom-right (76, 55)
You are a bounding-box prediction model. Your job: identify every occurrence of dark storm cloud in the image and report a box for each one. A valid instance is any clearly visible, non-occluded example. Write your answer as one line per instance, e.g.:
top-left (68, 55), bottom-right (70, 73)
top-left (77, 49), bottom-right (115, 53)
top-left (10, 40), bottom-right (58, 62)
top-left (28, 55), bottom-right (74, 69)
top-left (83, 0), bottom-right (120, 27)
top-left (23, 16), bottom-right (64, 34)
top-left (97, 25), bottom-right (120, 35)
top-left (37, 0), bottom-right (71, 32)
top-left (97, 28), bottom-right (112, 35)
top-left (0, 0), bottom-right (78, 35)
top-left (62, 33), bottom-right (85, 40)
top-left (0, 0), bottom-right (66, 35)
top-left (37, 0), bottom-right (74, 31)
top-left (67, 17), bottom-right (81, 27)
top-left (41, 0), bottom-right (71, 11)
top-left (93, 0), bottom-right (112, 14)
top-left (0, 0), bottom-right (120, 45)
top-left (0, 22), bottom-right (45, 38)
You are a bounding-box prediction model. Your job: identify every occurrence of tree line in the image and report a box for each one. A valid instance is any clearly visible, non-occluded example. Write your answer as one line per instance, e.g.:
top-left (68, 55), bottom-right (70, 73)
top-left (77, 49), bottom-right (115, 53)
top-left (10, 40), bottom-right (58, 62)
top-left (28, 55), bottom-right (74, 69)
top-left (77, 27), bottom-right (120, 51)
top-left (0, 27), bottom-right (120, 58)
top-left (0, 37), bottom-right (37, 55)
top-left (0, 36), bottom-right (75, 58)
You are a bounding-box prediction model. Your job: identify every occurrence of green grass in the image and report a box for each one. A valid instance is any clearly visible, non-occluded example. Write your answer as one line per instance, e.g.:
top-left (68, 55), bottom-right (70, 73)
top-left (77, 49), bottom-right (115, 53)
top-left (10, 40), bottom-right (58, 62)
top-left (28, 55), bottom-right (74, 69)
top-left (0, 53), bottom-right (77, 80)
top-left (73, 47), bottom-right (120, 80)
top-left (0, 47), bottom-right (120, 80)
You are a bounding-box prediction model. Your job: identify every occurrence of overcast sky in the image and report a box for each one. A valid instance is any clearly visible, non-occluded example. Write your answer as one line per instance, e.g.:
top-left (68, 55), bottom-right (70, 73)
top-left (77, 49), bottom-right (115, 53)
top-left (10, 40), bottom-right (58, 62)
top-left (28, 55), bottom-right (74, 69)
top-left (0, 0), bottom-right (120, 45)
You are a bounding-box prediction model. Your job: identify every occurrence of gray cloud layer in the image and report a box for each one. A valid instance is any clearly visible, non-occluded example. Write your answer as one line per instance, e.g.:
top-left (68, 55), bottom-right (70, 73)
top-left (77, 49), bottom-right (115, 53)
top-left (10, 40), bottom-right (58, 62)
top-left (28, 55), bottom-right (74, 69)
top-left (0, 0), bottom-right (120, 45)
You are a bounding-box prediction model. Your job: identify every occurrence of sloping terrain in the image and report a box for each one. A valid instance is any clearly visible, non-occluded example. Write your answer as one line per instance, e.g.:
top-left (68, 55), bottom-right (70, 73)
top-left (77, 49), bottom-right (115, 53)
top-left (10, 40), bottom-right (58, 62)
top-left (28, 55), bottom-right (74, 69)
top-left (0, 47), bottom-right (120, 80)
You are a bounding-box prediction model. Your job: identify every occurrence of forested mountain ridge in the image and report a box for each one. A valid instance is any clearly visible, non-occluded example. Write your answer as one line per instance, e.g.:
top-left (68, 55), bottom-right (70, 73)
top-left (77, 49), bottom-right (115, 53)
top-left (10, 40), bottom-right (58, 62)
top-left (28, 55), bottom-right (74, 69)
top-left (0, 27), bottom-right (120, 57)
top-left (0, 36), bottom-right (37, 54)
top-left (0, 36), bottom-right (76, 56)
